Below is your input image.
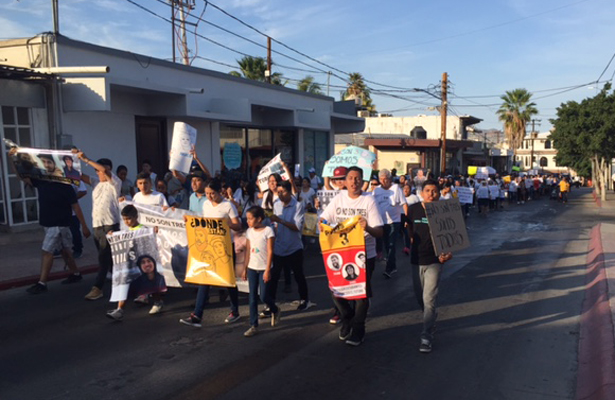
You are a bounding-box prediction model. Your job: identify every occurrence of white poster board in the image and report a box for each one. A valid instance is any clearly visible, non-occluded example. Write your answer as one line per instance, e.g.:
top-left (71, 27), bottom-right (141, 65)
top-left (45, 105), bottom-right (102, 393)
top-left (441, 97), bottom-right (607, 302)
top-left (456, 187), bottom-right (474, 204)
top-left (257, 153), bottom-right (289, 192)
top-left (169, 122), bottom-right (197, 174)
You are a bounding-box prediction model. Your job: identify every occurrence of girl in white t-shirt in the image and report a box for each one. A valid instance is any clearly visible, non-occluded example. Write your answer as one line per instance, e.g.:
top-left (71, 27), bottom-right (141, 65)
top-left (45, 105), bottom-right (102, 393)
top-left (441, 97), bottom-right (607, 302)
top-left (242, 205), bottom-right (280, 337)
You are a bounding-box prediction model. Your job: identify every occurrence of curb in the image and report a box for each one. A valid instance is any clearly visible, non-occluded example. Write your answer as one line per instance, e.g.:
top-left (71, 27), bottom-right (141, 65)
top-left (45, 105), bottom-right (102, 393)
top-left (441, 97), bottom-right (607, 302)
top-left (576, 224), bottom-right (615, 400)
top-left (0, 264), bottom-right (98, 291)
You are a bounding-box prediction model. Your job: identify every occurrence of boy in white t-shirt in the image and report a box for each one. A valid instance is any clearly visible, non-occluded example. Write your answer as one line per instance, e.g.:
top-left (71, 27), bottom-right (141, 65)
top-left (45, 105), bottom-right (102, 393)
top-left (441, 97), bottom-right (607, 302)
top-left (320, 166), bottom-right (384, 347)
top-left (132, 172), bottom-right (169, 208)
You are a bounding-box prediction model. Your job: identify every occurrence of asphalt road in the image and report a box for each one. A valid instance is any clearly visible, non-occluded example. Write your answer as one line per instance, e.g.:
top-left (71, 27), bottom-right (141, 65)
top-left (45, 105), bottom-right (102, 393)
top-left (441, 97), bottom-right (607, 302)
top-left (0, 188), bottom-right (604, 400)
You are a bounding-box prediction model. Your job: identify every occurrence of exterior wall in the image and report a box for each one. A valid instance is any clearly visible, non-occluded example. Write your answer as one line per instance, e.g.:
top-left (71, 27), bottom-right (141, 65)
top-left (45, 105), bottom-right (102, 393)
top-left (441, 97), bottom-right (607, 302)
top-left (363, 115), bottom-right (463, 140)
top-left (376, 150), bottom-right (421, 173)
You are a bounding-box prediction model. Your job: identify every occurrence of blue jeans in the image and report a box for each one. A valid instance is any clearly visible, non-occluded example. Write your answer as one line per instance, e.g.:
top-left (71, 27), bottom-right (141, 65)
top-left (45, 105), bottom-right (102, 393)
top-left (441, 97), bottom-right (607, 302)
top-left (383, 222), bottom-right (401, 273)
top-left (194, 285), bottom-right (239, 319)
top-left (248, 268), bottom-right (278, 327)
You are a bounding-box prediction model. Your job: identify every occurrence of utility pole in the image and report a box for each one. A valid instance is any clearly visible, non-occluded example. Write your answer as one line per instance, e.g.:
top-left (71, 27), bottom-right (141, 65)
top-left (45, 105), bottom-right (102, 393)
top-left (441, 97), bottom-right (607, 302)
top-left (439, 72), bottom-right (448, 176)
top-left (266, 37), bottom-right (272, 84)
top-left (52, 0), bottom-right (59, 34)
top-left (171, 0), bottom-right (176, 63)
top-left (528, 119), bottom-right (541, 170)
top-left (179, 3), bottom-right (189, 65)
top-left (327, 71), bottom-right (331, 97)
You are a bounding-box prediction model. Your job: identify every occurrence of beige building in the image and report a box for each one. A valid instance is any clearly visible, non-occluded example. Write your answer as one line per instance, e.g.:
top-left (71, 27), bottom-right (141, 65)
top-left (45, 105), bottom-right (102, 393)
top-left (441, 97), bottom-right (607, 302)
top-left (515, 131), bottom-right (571, 174)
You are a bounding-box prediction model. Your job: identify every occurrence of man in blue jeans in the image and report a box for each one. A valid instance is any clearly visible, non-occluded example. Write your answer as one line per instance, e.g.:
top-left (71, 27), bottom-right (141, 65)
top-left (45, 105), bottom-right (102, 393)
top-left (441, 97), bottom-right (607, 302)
top-left (373, 169), bottom-right (408, 278)
top-left (407, 179), bottom-right (453, 353)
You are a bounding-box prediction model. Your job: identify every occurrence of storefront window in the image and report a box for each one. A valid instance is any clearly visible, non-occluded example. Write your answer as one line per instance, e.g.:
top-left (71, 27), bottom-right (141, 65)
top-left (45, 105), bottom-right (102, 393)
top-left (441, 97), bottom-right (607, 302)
top-left (303, 130), bottom-right (329, 177)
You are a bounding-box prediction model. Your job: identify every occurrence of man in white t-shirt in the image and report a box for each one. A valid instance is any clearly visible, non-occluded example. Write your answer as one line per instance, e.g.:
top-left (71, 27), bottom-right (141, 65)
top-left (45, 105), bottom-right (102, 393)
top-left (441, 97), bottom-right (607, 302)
top-left (373, 169), bottom-right (408, 278)
top-left (320, 166), bottom-right (384, 347)
top-left (75, 150), bottom-right (122, 301)
top-left (132, 172), bottom-right (169, 208)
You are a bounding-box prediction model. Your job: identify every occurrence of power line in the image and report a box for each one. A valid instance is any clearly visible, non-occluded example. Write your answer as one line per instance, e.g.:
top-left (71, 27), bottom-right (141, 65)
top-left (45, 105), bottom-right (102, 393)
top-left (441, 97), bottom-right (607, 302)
top-left (596, 52), bottom-right (615, 82)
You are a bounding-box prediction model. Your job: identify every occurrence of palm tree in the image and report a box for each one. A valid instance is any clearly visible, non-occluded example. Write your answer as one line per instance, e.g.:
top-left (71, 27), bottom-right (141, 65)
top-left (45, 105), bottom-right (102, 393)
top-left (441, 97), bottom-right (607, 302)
top-left (229, 56), bottom-right (285, 86)
top-left (297, 76), bottom-right (323, 94)
top-left (343, 72), bottom-right (376, 115)
top-left (496, 88), bottom-right (538, 155)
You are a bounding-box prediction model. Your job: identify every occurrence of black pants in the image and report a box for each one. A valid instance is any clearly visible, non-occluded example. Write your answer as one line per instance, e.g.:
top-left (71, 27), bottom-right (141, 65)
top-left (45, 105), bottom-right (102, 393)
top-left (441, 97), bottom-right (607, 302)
top-left (332, 257), bottom-right (375, 338)
top-left (93, 224), bottom-right (120, 289)
top-left (270, 249), bottom-right (308, 301)
top-left (69, 215), bottom-right (83, 253)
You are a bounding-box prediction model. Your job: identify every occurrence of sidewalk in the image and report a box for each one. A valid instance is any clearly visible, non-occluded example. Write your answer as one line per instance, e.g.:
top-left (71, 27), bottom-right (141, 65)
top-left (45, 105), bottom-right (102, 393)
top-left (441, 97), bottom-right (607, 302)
top-left (0, 228), bottom-right (98, 290)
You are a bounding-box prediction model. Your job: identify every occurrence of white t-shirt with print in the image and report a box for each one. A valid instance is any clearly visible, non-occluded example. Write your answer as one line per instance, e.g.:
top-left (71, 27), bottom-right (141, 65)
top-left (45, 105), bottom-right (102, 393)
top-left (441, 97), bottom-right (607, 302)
top-left (202, 198), bottom-right (238, 219)
top-left (320, 191), bottom-right (384, 259)
top-left (372, 183), bottom-right (406, 224)
top-left (133, 191), bottom-right (169, 208)
top-left (91, 173), bottom-right (122, 228)
top-left (299, 187), bottom-right (316, 210)
top-left (246, 226), bottom-right (275, 271)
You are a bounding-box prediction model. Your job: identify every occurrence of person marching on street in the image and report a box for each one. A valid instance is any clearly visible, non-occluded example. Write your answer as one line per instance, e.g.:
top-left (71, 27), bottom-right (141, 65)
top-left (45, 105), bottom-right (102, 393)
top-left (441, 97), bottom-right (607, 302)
top-left (320, 166), bottom-right (384, 346)
top-left (407, 179), bottom-right (453, 353)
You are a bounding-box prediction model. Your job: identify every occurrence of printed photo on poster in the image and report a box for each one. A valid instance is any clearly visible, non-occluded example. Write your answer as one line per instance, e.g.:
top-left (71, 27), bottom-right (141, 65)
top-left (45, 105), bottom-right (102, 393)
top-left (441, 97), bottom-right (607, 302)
top-left (326, 253), bottom-right (342, 271)
top-left (11, 147), bottom-right (81, 185)
top-left (169, 122), bottom-right (197, 174)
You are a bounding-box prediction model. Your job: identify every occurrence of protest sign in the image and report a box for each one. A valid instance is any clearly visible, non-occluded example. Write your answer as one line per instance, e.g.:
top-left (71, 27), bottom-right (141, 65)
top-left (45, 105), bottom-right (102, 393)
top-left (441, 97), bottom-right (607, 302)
top-left (169, 122), bottom-right (197, 174)
top-left (319, 216), bottom-right (367, 300)
top-left (223, 142), bottom-right (242, 170)
top-left (120, 202), bottom-right (190, 288)
top-left (185, 216), bottom-right (236, 287)
top-left (475, 172), bottom-right (488, 180)
top-left (503, 175), bottom-right (512, 184)
top-left (256, 153), bottom-right (290, 192)
top-left (11, 147), bottom-right (81, 185)
top-left (467, 166), bottom-right (478, 175)
top-left (424, 198), bottom-right (470, 255)
top-left (322, 146), bottom-right (376, 179)
top-left (316, 190), bottom-right (338, 212)
top-left (108, 228), bottom-right (165, 302)
top-left (456, 187), bottom-right (474, 204)
top-left (302, 213), bottom-right (319, 237)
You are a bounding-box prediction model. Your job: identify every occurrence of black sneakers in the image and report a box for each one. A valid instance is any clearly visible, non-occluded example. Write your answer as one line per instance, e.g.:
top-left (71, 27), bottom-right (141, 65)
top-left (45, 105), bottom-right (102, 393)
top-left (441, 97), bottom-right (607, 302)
top-left (419, 338), bottom-right (432, 353)
top-left (26, 282), bottom-right (48, 294)
top-left (339, 321), bottom-right (352, 341)
top-left (345, 332), bottom-right (364, 346)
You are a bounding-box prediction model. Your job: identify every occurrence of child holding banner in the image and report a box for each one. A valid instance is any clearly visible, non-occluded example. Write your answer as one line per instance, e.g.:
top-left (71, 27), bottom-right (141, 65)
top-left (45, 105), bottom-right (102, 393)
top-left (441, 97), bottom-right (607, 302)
top-left (242, 206), bottom-right (280, 337)
top-left (407, 179), bottom-right (453, 353)
top-left (319, 166), bottom-right (384, 346)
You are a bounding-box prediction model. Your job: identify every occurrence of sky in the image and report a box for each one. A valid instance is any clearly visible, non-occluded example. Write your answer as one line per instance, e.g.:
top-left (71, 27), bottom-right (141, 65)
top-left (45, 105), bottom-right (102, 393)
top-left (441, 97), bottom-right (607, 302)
top-left (2, 0), bottom-right (615, 131)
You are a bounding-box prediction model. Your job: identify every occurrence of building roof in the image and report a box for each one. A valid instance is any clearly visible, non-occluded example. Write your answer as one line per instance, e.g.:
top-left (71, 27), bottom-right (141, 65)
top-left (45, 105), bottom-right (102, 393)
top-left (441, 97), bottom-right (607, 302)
top-left (0, 65), bottom-right (56, 81)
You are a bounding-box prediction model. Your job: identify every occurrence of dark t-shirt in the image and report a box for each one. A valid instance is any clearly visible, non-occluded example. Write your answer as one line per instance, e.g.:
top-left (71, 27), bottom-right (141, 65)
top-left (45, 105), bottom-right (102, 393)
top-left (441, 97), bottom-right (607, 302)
top-left (33, 180), bottom-right (77, 227)
top-left (408, 202), bottom-right (439, 265)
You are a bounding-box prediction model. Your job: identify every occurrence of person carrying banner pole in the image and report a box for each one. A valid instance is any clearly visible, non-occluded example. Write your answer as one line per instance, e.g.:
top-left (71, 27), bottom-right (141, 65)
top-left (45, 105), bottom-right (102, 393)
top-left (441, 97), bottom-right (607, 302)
top-left (320, 166), bottom-right (384, 346)
top-left (407, 179), bottom-right (453, 353)
top-left (8, 147), bottom-right (91, 294)
top-left (180, 179), bottom-right (243, 327)
top-left (269, 181), bottom-right (314, 311)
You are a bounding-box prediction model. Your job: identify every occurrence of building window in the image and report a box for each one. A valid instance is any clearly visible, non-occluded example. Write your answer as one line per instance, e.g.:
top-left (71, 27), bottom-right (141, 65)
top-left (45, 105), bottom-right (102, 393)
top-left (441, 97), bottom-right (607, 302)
top-left (540, 157), bottom-right (548, 167)
top-left (303, 130), bottom-right (329, 177)
top-left (544, 140), bottom-right (551, 149)
top-left (1, 106), bottom-right (38, 226)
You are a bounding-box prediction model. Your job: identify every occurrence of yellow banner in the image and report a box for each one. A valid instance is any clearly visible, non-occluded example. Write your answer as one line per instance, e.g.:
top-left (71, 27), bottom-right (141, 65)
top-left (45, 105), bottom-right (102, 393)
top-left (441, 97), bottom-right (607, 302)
top-left (185, 216), bottom-right (236, 287)
top-left (503, 175), bottom-right (511, 183)
top-left (468, 166), bottom-right (477, 175)
top-left (302, 212), bottom-right (319, 237)
top-left (319, 216), bottom-right (367, 299)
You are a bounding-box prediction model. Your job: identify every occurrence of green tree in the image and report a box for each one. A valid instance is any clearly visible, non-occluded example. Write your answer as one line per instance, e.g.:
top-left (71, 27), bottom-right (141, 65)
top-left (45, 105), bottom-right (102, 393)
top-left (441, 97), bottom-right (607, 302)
top-left (297, 76), bottom-right (323, 94)
top-left (496, 89), bottom-right (538, 159)
top-left (342, 72), bottom-right (376, 115)
top-left (550, 83), bottom-right (615, 200)
top-left (229, 56), bottom-right (285, 86)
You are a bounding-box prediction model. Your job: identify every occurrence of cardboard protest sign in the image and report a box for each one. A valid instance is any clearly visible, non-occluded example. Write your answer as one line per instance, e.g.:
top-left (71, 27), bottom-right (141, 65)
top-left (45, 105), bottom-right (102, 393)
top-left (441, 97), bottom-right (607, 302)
top-left (185, 216), bottom-right (236, 287)
top-left (424, 198), bottom-right (470, 255)
top-left (223, 142), bottom-right (242, 170)
top-left (316, 190), bottom-right (338, 212)
top-left (169, 122), bottom-right (197, 174)
top-left (108, 228), bottom-right (165, 302)
top-left (11, 147), bottom-right (81, 185)
top-left (257, 153), bottom-right (289, 192)
top-left (319, 216), bottom-right (367, 300)
top-left (456, 187), bottom-right (474, 204)
top-left (322, 146), bottom-right (376, 179)
top-left (302, 212), bottom-right (319, 237)
top-left (120, 202), bottom-right (190, 288)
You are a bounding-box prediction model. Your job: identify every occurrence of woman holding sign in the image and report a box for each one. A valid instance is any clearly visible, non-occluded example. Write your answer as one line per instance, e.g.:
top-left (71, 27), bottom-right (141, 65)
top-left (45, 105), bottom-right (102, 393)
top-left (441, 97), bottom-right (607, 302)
top-left (320, 166), bottom-right (384, 347)
top-left (180, 179), bottom-right (243, 328)
top-left (407, 179), bottom-right (453, 354)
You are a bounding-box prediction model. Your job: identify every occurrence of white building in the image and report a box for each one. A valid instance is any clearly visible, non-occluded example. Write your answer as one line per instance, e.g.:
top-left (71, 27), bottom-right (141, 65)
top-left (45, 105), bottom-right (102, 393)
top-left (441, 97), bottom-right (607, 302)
top-left (0, 34), bottom-right (363, 229)
top-left (515, 131), bottom-right (570, 174)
